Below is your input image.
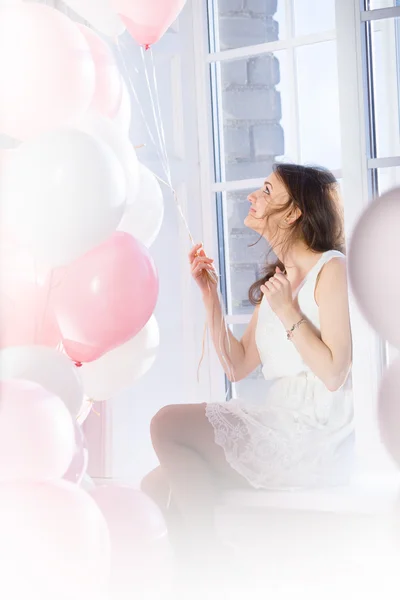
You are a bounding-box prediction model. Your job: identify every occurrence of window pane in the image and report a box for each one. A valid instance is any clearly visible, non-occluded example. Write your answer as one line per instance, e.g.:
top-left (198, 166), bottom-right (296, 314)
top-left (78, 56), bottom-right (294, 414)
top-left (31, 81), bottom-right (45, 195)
top-left (230, 325), bottom-right (271, 402)
top-left (215, 0), bottom-right (286, 52)
top-left (296, 40), bottom-right (342, 170)
top-left (222, 190), bottom-right (269, 314)
top-left (371, 17), bottom-right (400, 158)
top-left (366, 1), bottom-right (399, 9)
top-left (294, 0), bottom-right (336, 36)
top-left (377, 166), bottom-right (400, 194)
top-left (218, 41), bottom-right (341, 181)
top-left (219, 49), bottom-right (291, 181)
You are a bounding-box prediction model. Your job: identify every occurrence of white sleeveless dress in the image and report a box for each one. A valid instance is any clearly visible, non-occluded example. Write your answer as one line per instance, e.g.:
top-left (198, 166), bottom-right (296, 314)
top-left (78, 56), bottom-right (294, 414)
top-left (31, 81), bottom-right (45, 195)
top-left (205, 250), bottom-right (355, 490)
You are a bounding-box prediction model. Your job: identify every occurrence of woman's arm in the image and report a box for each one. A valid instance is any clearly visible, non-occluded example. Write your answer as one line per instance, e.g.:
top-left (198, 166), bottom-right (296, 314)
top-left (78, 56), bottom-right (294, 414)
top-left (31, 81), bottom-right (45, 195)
top-left (203, 290), bottom-right (261, 382)
top-left (264, 258), bottom-right (352, 391)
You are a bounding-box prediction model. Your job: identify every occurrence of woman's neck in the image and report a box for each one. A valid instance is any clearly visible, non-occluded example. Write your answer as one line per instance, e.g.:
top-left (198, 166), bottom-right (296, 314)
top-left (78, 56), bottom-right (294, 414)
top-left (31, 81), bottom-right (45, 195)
top-left (276, 242), bottom-right (324, 281)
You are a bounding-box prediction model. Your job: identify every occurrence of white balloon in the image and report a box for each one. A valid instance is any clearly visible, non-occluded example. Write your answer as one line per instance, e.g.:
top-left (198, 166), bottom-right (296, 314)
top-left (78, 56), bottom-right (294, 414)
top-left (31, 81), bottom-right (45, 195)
top-left (112, 78), bottom-right (132, 135)
top-left (0, 129), bottom-right (126, 268)
top-left (349, 187), bottom-right (400, 347)
top-left (62, 0), bottom-right (125, 38)
top-left (73, 111), bottom-right (140, 205)
top-left (80, 315), bottom-right (160, 401)
top-left (0, 345), bottom-right (84, 418)
top-left (118, 164), bottom-right (164, 247)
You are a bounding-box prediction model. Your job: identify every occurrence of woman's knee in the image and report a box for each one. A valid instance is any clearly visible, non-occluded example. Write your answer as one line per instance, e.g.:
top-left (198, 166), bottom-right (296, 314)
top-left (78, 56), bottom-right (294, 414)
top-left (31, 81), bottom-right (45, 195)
top-left (150, 404), bottom-right (179, 442)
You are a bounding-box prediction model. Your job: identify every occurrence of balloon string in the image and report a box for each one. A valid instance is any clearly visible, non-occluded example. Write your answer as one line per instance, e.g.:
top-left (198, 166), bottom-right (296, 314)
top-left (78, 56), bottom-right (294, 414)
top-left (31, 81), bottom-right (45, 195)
top-left (140, 47), bottom-right (171, 184)
top-left (115, 38), bottom-right (165, 169)
top-left (115, 38), bottom-right (234, 388)
top-left (140, 50), bottom-right (235, 386)
top-left (147, 48), bottom-right (172, 185)
top-left (197, 321), bottom-right (208, 383)
top-left (89, 399), bottom-right (101, 417)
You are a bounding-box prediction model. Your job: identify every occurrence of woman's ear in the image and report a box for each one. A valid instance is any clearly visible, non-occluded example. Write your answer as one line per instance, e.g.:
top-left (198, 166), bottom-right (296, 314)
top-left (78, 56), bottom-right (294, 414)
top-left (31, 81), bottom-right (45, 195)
top-left (285, 206), bottom-right (302, 224)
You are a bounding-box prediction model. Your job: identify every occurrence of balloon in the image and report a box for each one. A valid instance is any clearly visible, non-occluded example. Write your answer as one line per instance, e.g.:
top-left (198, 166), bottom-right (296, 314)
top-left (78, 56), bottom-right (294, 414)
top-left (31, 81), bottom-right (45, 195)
top-left (0, 3), bottom-right (95, 139)
top-left (52, 232), bottom-right (159, 364)
top-left (72, 111), bottom-right (140, 204)
top-left (112, 78), bottom-right (132, 135)
top-left (1, 129), bottom-right (126, 268)
top-left (77, 25), bottom-right (123, 119)
top-left (63, 0), bottom-right (125, 38)
top-left (378, 358), bottom-right (400, 468)
top-left (80, 315), bottom-right (160, 401)
top-left (112, 0), bottom-right (187, 47)
top-left (0, 345), bottom-right (84, 418)
top-left (63, 421), bottom-right (89, 485)
top-left (0, 380), bottom-right (75, 483)
top-left (0, 236), bottom-right (61, 349)
top-left (349, 187), bottom-right (400, 347)
top-left (0, 480), bottom-right (110, 600)
top-left (90, 485), bottom-right (172, 597)
top-left (118, 164), bottom-right (164, 247)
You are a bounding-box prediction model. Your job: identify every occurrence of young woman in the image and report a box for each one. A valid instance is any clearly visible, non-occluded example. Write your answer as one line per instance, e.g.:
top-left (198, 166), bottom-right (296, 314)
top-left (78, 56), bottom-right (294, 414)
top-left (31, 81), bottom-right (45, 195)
top-left (141, 163), bottom-right (354, 571)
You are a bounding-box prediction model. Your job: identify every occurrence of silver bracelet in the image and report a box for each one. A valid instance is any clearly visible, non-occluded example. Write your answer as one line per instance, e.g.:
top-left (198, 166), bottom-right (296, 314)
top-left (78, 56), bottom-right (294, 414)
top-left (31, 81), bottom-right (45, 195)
top-left (286, 318), bottom-right (307, 340)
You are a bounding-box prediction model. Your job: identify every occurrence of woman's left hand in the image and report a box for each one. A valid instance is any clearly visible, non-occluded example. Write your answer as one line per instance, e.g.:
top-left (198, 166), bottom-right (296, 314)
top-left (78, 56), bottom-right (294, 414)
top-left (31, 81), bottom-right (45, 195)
top-left (260, 267), bottom-right (294, 317)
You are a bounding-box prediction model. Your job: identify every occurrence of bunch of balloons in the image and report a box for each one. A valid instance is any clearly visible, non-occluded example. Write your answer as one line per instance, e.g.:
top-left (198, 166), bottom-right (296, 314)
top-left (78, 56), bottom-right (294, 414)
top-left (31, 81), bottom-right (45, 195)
top-left (0, 1), bottom-right (170, 405)
top-left (0, 2), bottom-right (183, 597)
top-left (0, 380), bottom-right (110, 599)
top-left (0, 380), bottom-right (172, 598)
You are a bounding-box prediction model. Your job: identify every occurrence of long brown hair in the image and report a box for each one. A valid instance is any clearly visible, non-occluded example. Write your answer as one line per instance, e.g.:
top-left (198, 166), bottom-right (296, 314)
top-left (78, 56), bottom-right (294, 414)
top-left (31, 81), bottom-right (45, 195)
top-left (248, 163), bottom-right (345, 305)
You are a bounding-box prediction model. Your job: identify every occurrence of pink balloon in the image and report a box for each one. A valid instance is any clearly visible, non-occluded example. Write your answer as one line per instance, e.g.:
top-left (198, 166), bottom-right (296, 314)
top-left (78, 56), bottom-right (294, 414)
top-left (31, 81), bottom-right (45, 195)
top-left (63, 421), bottom-right (89, 485)
top-left (77, 24), bottom-right (123, 119)
top-left (112, 0), bottom-right (187, 47)
top-left (378, 358), bottom-right (400, 468)
top-left (0, 380), bottom-right (75, 483)
top-left (349, 187), bottom-right (400, 347)
top-left (0, 236), bottom-right (61, 349)
top-left (0, 3), bottom-right (95, 140)
top-left (52, 232), bottom-right (159, 364)
top-left (90, 485), bottom-right (172, 597)
top-left (0, 480), bottom-right (110, 599)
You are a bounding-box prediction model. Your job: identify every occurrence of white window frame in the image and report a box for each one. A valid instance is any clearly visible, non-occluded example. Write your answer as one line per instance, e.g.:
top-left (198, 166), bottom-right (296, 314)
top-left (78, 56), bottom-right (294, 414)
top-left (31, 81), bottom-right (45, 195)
top-left (192, 0), bottom-right (399, 475)
top-left (335, 0), bottom-right (400, 476)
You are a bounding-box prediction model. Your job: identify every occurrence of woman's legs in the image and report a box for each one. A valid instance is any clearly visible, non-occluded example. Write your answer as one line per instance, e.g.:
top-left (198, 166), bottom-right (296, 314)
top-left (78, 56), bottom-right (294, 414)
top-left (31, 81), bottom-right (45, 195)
top-left (140, 466), bottom-right (187, 554)
top-left (146, 402), bottom-right (251, 562)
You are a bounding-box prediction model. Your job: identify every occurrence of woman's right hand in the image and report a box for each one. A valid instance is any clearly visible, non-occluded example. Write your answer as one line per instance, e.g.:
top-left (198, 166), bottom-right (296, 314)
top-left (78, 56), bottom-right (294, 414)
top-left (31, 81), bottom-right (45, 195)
top-left (189, 243), bottom-right (218, 296)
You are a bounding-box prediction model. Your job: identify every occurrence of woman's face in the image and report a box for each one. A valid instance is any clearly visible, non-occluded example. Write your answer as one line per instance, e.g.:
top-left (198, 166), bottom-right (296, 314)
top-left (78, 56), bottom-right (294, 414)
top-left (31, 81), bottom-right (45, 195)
top-left (244, 172), bottom-right (291, 242)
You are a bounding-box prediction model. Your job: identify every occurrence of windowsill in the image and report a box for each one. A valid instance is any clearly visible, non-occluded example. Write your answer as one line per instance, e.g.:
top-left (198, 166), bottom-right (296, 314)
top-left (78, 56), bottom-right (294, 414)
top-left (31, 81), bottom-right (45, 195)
top-left (94, 473), bottom-right (400, 516)
top-left (216, 473), bottom-right (400, 515)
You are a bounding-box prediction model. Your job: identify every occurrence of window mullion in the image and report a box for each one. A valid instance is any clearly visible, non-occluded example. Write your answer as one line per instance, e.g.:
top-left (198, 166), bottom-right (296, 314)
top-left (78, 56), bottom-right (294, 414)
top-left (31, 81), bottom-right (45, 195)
top-left (361, 6), bottom-right (400, 22)
top-left (286, 0), bottom-right (301, 163)
top-left (207, 32), bottom-right (336, 64)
